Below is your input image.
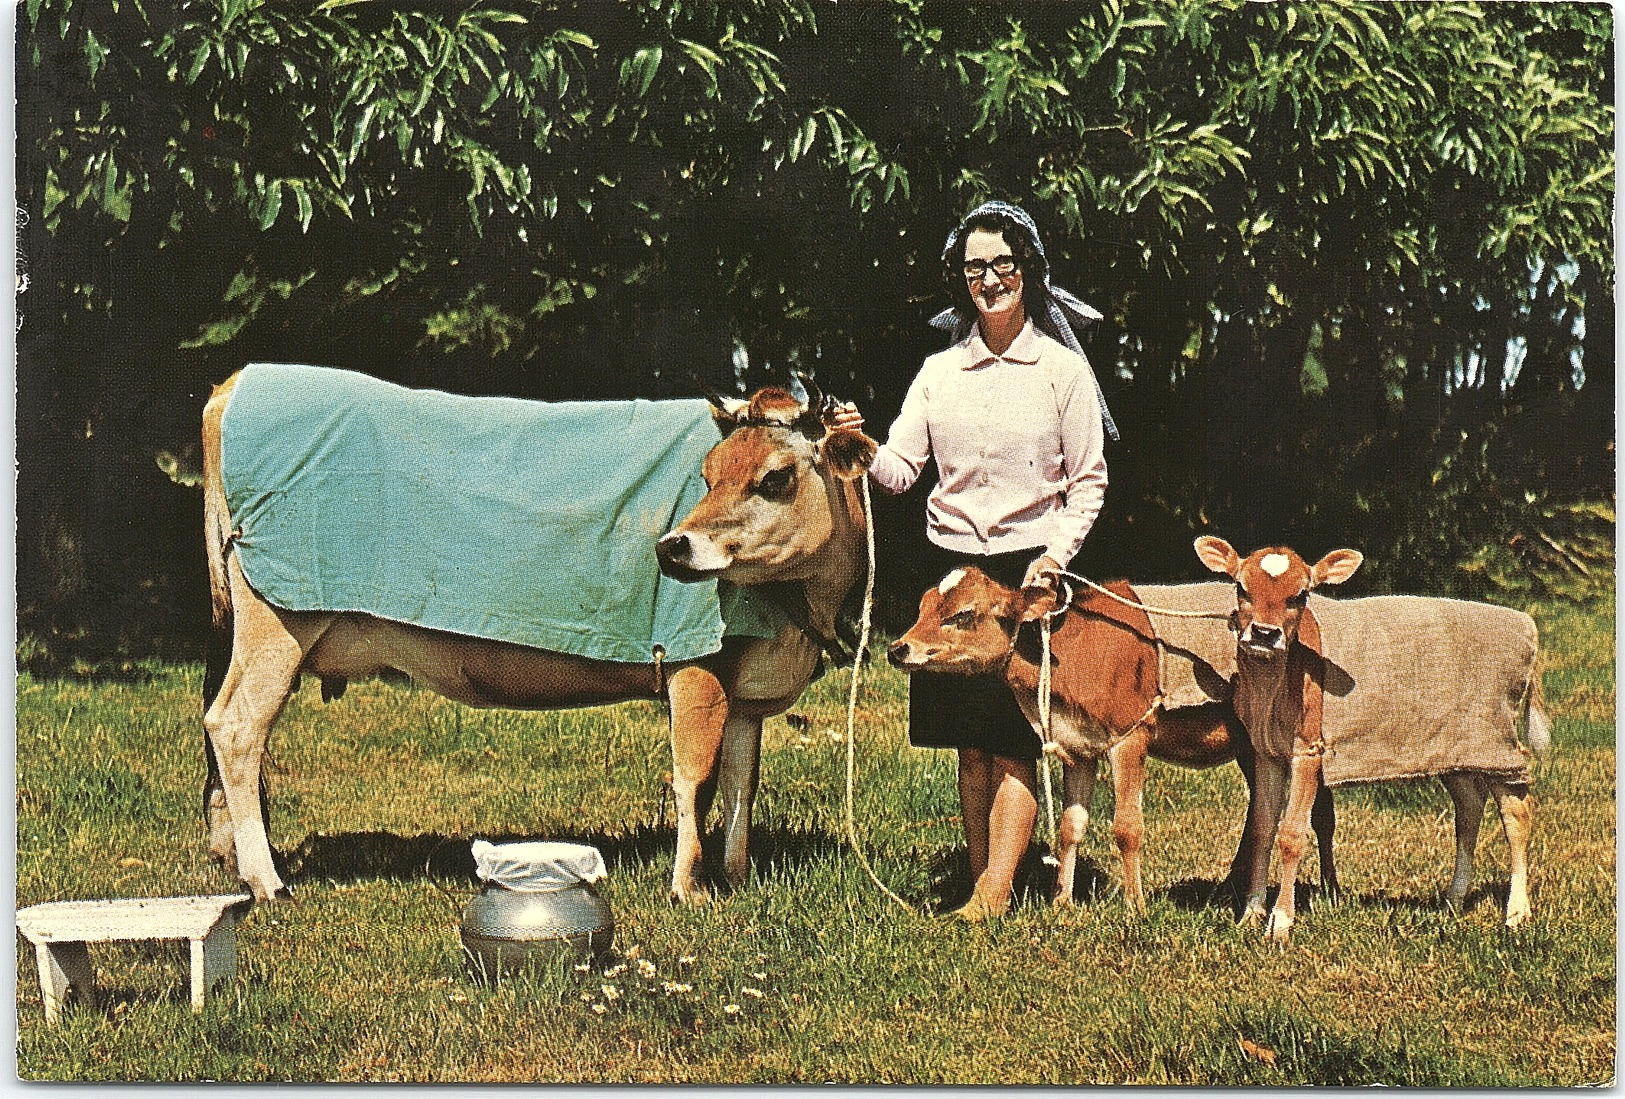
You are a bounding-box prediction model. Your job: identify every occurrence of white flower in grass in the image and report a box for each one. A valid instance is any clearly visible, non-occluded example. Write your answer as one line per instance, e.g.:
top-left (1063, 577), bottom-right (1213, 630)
top-left (660, 981), bottom-right (693, 995)
top-left (573, 962), bottom-right (592, 973)
top-left (601, 984), bottom-right (620, 1002)
top-left (591, 1002), bottom-right (607, 1015)
top-left (741, 986), bottom-right (764, 999)
top-left (723, 1003), bottom-right (742, 1016)
top-left (603, 963), bottom-right (628, 978)
top-left (679, 955), bottom-right (697, 966)
top-left (637, 959), bottom-right (657, 978)
top-left (751, 971), bottom-right (767, 981)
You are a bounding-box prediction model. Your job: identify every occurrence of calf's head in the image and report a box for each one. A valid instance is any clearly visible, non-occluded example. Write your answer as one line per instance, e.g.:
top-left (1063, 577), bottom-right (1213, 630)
top-left (657, 387), bottom-right (876, 585)
top-left (888, 567), bottom-right (1058, 675)
top-left (1193, 536), bottom-right (1363, 658)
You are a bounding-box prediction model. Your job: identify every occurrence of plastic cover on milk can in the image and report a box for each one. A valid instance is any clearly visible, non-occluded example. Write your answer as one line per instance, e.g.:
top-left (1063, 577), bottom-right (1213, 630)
top-left (460, 840), bottom-right (614, 981)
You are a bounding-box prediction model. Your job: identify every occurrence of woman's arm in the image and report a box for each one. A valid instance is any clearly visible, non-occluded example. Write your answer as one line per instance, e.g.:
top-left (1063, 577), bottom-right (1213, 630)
top-left (855, 372), bottom-right (932, 495)
top-left (1042, 360), bottom-right (1108, 568)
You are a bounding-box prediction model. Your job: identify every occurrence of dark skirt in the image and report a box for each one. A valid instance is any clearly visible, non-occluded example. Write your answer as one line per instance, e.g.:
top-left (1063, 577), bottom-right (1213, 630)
top-left (907, 543), bottom-right (1044, 762)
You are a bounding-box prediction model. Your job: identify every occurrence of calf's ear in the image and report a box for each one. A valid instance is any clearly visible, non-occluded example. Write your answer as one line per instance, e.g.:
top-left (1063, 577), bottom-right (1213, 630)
top-left (1016, 583), bottom-right (1059, 624)
top-left (1310, 549), bottom-right (1363, 587)
top-left (1194, 535), bottom-right (1242, 578)
top-left (818, 429), bottom-right (878, 481)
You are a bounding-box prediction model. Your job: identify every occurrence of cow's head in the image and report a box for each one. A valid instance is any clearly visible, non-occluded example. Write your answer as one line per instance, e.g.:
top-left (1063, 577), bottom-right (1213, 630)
top-left (1193, 536), bottom-right (1363, 658)
top-left (887, 566), bottom-right (1058, 675)
top-left (656, 386), bottom-right (877, 585)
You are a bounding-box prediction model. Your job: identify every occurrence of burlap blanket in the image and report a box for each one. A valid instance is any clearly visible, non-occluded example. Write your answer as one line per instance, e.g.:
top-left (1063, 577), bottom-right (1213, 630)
top-left (221, 363), bottom-right (781, 663)
top-left (1130, 586), bottom-right (1537, 787)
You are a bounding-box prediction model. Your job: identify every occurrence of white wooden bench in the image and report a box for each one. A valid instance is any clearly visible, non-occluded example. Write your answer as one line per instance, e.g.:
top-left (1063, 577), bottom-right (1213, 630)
top-left (16, 894), bottom-right (254, 1023)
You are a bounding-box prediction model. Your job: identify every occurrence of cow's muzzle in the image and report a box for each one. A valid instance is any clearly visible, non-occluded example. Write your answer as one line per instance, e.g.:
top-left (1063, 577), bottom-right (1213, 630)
top-left (656, 531), bottom-right (722, 581)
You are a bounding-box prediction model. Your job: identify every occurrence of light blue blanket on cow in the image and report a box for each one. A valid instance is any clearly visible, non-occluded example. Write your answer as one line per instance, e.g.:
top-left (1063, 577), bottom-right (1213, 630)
top-left (220, 363), bottom-right (781, 663)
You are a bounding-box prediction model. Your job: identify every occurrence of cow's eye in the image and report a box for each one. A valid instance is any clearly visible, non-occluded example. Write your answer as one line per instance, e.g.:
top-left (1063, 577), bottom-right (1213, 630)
top-left (755, 466), bottom-right (796, 499)
top-left (1234, 582), bottom-right (1251, 603)
top-left (943, 609), bottom-right (977, 630)
top-left (1286, 591), bottom-right (1308, 608)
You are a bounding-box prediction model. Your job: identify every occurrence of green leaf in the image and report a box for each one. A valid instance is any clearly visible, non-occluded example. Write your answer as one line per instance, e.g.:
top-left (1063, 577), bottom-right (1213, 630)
top-left (258, 181), bottom-right (283, 230)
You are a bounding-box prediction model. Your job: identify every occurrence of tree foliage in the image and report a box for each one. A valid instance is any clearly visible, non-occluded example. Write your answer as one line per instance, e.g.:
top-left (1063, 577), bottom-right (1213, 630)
top-left (16, 0), bottom-right (1615, 658)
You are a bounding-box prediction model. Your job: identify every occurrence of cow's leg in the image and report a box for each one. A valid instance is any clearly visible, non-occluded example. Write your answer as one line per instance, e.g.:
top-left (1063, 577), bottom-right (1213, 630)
top-left (1440, 771), bottom-right (1489, 910)
top-left (715, 713), bottom-right (764, 891)
top-left (1310, 777), bottom-right (1338, 900)
top-left (202, 565), bottom-right (313, 902)
top-left (1052, 759), bottom-right (1098, 907)
top-left (667, 666), bottom-right (730, 905)
top-left (1107, 729), bottom-right (1152, 915)
top-left (1265, 748), bottom-right (1324, 944)
top-left (1241, 756), bottom-right (1289, 927)
top-left (1488, 780), bottom-right (1534, 928)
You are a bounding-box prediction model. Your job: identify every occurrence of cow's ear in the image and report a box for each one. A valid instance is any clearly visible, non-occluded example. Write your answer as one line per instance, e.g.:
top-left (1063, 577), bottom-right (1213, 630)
top-left (1194, 535), bottom-right (1242, 578)
top-left (1310, 549), bottom-right (1363, 587)
top-left (706, 392), bottom-right (750, 432)
top-left (818, 429), bottom-right (878, 481)
top-left (1016, 582), bottom-right (1059, 624)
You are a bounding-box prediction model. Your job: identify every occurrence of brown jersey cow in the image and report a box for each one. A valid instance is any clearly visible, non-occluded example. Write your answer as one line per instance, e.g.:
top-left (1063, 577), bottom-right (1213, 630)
top-left (202, 378), bottom-right (874, 905)
top-left (887, 565), bottom-right (1336, 914)
top-left (1194, 536), bottom-right (1547, 943)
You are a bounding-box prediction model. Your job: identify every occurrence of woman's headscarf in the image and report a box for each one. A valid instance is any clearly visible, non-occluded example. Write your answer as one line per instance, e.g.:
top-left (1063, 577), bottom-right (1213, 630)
top-left (929, 200), bottom-right (1119, 441)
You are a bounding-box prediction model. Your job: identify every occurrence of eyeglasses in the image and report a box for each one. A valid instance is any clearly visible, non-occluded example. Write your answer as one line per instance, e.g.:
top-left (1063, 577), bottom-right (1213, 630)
top-left (963, 255), bottom-right (1019, 280)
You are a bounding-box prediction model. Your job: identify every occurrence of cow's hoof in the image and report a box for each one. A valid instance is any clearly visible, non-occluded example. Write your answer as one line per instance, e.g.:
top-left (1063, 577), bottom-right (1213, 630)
top-left (1238, 905), bottom-right (1267, 929)
top-left (1504, 907), bottom-right (1531, 930)
top-left (249, 884), bottom-right (295, 904)
top-left (1264, 913), bottom-right (1294, 945)
top-left (670, 885), bottom-right (711, 907)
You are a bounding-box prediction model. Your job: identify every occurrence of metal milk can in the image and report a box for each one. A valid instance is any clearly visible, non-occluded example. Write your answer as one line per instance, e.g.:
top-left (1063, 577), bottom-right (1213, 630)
top-left (459, 840), bottom-right (614, 981)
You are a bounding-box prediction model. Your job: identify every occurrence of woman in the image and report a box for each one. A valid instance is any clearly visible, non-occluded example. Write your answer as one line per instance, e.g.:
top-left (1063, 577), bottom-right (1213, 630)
top-left (837, 201), bottom-right (1112, 920)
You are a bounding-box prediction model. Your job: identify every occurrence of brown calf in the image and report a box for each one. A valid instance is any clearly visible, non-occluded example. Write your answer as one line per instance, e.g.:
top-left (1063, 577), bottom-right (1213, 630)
top-left (1194, 536), bottom-right (1544, 943)
top-left (888, 566), bottom-right (1336, 913)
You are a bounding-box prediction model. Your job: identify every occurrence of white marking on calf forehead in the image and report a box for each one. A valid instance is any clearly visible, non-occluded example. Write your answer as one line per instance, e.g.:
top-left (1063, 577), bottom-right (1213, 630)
top-left (938, 568), bottom-right (969, 596)
top-left (1260, 553), bottom-right (1292, 578)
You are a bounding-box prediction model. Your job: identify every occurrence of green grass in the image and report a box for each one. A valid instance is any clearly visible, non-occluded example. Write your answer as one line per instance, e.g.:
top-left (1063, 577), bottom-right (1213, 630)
top-left (15, 585), bottom-right (1616, 1083)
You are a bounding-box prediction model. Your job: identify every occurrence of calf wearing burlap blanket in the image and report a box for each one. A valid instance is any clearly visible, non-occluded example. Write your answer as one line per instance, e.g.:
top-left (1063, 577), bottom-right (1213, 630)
top-left (1129, 585), bottom-right (1538, 787)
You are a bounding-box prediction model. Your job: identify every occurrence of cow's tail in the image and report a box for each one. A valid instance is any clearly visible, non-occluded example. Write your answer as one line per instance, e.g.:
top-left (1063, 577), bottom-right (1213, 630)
top-left (1524, 648), bottom-right (1552, 757)
top-left (202, 375), bottom-right (238, 629)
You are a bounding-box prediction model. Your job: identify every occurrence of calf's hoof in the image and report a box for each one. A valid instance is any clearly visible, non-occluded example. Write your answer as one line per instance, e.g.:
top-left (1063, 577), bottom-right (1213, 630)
top-left (1264, 911), bottom-right (1294, 945)
top-left (1504, 905), bottom-right (1532, 930)
top-left (945, 892), bottom-right (1008, 924)
top-left (1238, 904), bottom-right (1267, 929)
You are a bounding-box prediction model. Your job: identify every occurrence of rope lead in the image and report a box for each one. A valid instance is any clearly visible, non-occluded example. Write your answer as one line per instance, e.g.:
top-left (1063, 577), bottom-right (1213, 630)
top-left (843, 476), bottom-right (918, 914)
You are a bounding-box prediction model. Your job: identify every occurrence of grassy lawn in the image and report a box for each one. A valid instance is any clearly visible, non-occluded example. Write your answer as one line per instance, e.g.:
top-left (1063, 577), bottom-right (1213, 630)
top-left (14, 586), bottom-right (1615, 1083)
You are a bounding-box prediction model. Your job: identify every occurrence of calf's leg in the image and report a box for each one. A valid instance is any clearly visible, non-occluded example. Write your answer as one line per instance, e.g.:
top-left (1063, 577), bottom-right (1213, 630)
top-left (1107, 730), bottom-right (1151, 914)
top-left (1051, 759), bottom-right (1098, 907)
top-left (1440, 771), bottom-right (1489, 909)
top-left (1310, 779), bottom-right (1338, 899)
top-left (1489, 781), bottom-right (1535, 928)
top-left (1265, 747), bottom-right (1324, 944)
top-left (1241, 756), bottom-right (1289, 927)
